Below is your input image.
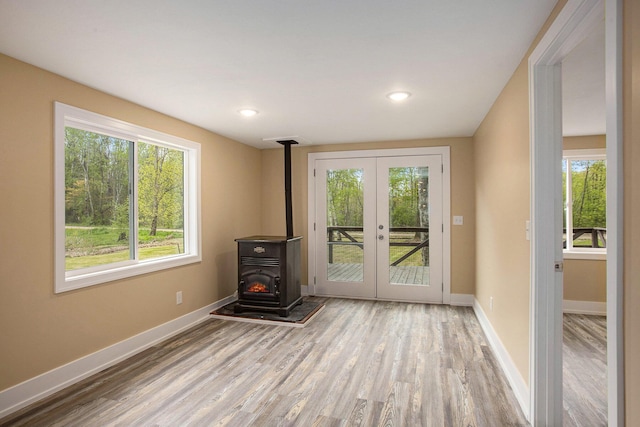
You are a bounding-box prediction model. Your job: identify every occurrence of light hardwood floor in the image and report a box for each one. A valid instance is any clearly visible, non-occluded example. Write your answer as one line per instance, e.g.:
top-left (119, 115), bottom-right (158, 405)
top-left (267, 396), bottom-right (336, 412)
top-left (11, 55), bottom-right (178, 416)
top-left (1, 298), bottom-right (528, 426)
top-left (563, 313), bottom-right (607, 427)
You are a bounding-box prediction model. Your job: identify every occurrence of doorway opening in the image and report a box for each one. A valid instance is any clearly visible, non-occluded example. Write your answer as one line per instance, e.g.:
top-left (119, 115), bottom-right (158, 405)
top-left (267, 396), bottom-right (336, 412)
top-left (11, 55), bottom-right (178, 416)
top-left (528, 0), bottom-right (623, 424)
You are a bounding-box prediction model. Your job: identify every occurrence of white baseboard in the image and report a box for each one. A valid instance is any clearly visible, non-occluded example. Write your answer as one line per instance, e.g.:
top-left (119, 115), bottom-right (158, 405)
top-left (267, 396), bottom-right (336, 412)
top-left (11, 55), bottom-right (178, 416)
top-left (0, 293), bottom-right (237, 419)
top-left (472, 298), bottom-right (530, 421)
top-left (450, 293), bottom-right (474, 306)
top-left (297, 290), bottom-right (471, 305)
top-left (563, 299), bottom-right (606, 315)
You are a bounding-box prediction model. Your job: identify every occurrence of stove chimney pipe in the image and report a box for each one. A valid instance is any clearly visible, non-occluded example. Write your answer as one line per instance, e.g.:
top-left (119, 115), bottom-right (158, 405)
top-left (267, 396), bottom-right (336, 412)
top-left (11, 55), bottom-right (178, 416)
top-left (277, 140), bottom-right (298, 238)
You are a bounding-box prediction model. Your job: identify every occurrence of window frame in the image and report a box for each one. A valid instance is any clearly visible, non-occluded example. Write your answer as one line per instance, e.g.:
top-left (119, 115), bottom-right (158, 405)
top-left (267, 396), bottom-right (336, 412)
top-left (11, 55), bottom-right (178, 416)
top-left (54, 102), bottom-right (202, 293)
top-left (562, 148), bottom-right (606, 260)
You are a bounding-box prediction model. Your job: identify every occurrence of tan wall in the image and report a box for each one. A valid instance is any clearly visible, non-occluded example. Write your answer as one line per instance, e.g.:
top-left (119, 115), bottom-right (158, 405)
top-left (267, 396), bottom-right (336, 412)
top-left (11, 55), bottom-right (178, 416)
top-left (624, 0), bottom-right (640, 422)
top-left (472, 0), bottom-right (568, 385)
top-left (563, 134), bottom-right (606, 150)
top-left (562, 259), bottom-right (606, 302)
top-left (0, 54), bottom-right (262, 391)
top-left (261, 137), bottom-right (476, 296)
top-left (472, 59), bottom-right (532, 384)
top-left (562, 135), bottom-right (607, 303)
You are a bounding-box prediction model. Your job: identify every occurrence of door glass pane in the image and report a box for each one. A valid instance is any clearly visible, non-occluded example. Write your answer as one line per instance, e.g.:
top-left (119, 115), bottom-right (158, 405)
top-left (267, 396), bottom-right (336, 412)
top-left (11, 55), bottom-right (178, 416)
top-left (388, 167), bottom-right (429, 286)
top-left (326, 168), bottom-right (364, 282)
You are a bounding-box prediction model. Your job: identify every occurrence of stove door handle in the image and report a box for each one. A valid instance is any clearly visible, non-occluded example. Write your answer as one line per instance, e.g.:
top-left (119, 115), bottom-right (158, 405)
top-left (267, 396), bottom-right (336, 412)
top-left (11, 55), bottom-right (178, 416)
top-left (275, 276), bottom-right (281, 296)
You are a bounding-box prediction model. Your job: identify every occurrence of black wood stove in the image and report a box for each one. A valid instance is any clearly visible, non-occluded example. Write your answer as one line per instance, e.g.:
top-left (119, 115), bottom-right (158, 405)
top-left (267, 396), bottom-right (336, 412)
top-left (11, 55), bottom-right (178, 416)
top-left (234, 235), bottom-right (302, 317)
top-left (234, 139), bottom-right (303, 317)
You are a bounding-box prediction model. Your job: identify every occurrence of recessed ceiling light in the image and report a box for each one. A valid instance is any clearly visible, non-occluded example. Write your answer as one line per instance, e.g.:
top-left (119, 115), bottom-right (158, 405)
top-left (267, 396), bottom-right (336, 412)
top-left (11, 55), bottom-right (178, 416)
top-left (238, 109), bottom-right (259, 117)
top-left (386, 91), bottom-right (411, 101)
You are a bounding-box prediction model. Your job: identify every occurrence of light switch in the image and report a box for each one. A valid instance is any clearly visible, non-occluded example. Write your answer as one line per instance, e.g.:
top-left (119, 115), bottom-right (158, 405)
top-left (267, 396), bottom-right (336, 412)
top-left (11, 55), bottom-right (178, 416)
top-left (453, 216), bottom-right (464, 225)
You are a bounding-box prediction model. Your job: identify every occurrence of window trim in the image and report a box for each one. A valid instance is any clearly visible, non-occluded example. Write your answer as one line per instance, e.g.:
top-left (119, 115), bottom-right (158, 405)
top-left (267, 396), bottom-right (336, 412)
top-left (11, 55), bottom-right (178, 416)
top-left (562, 148), bottom-right (606, 260)
top-left (54, 102), bottom-right (202, 293)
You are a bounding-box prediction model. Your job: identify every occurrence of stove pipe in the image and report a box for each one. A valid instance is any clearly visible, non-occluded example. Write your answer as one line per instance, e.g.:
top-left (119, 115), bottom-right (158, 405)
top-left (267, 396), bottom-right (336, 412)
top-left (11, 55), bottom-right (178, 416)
top-left (277, 140), bottom-right (298, 238)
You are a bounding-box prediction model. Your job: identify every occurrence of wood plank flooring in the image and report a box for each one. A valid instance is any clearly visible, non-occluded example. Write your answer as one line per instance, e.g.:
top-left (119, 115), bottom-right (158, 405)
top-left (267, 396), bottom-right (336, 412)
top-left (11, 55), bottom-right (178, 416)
top-left (1, 298), bottom-right (528, 426)
top-left (563, 313), bottom-right (607, 427)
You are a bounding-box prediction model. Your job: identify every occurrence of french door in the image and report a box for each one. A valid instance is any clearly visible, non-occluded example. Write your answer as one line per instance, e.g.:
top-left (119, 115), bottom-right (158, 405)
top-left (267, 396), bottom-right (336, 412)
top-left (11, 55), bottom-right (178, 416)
top-left (313, 153), bottom-right (444, 303)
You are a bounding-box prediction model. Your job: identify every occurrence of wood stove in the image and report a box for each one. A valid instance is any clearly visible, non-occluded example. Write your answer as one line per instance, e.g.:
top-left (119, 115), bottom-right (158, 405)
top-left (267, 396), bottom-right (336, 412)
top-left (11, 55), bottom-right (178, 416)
top-left (234, 139), bottom-right (303, 317)
top-left (234, 235), bottom-right (303, 317)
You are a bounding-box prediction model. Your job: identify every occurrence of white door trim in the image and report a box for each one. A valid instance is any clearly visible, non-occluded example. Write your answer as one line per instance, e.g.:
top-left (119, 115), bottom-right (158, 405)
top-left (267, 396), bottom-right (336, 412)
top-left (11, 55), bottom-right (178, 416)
top-left (307, 146), bottom-right (451, 304)
top-left (604, 0), bottom-right (625, 423)
top-left (528, 0), bottom-right (623, 425)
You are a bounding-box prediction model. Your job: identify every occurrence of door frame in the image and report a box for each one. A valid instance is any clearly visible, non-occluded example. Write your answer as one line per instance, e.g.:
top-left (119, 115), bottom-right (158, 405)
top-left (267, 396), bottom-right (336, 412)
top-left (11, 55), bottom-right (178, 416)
top-left (307, 146), bottom-right (451, 303)
top-left (528, 0), bottom-right (623, 425)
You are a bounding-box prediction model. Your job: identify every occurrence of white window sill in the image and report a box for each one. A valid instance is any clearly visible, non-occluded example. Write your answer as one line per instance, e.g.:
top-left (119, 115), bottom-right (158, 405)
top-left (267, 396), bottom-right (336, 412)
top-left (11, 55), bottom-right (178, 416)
top-left (56, 253), bottom-right (201, 293)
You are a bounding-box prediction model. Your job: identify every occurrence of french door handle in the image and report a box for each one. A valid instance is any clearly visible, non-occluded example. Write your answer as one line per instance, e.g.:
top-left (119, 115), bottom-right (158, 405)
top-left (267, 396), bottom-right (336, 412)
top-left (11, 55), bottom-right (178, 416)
top-left (378, 234), bottom-right (384, 240)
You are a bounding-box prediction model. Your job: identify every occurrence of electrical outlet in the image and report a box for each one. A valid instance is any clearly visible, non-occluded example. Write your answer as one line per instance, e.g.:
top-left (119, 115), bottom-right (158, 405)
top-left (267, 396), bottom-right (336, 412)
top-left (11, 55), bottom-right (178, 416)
top-left (453, 215), bottom-right (464, 225)
top-left (176, 291), bottom-right (183, 305)
top-left (490, 296), bottom-right (494, 311)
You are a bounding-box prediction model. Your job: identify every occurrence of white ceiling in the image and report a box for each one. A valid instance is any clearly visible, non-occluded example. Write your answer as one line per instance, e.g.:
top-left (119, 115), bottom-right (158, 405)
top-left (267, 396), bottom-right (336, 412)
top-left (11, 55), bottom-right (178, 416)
top-left (1, 0), bottom-right (601, 149)
top-left (562, 19), bottom-right (605, 137)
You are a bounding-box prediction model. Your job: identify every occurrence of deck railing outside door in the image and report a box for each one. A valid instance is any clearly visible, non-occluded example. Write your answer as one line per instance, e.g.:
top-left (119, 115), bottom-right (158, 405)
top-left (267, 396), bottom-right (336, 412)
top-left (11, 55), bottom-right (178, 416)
top-left (327, 226), bottom-right (429, 266)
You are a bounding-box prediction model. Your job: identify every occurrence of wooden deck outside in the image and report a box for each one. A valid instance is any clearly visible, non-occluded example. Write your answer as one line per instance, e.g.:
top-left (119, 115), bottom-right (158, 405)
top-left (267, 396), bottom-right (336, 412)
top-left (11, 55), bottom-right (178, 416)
top-left (328, 263), bottom-right (429, 285)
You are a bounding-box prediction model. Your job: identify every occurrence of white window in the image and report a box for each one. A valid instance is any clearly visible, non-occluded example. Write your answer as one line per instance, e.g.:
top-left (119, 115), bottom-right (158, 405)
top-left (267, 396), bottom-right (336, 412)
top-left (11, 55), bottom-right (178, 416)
top-left (54, 102), bottom-right (201, 292)
top-left (563, 149), bottom-right (606, 260)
